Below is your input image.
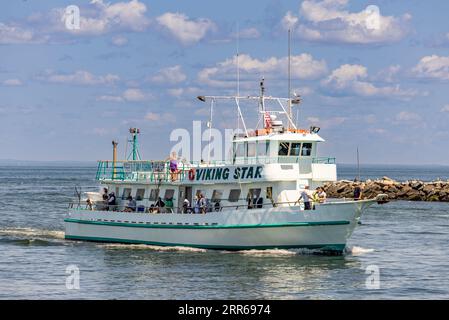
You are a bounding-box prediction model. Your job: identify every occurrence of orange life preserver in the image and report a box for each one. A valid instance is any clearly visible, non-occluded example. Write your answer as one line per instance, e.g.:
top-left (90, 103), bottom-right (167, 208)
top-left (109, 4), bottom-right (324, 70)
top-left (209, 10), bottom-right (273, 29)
top-left (188, 168), bottom-right (196, 181)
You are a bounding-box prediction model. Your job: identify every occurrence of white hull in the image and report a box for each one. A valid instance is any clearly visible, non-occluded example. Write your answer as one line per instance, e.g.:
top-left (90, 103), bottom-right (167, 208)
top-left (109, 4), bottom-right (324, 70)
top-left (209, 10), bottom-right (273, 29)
top-left (65, 199), bottom-right (375, 253)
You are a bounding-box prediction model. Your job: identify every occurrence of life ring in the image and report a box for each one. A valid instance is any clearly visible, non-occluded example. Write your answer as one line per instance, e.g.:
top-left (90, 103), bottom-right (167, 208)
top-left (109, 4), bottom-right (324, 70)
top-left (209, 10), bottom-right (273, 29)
top-left (188, 168), bottom-right (196, 181)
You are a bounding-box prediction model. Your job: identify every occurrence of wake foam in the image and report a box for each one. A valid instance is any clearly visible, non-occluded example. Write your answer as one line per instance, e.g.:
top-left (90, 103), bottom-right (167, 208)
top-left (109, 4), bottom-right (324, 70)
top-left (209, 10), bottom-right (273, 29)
top-left (345, 246), bottom-right (375, 256)
top-left (98, 243), bottom-right (208, 253)
top-left (0, 227), bottom-right (65, 240)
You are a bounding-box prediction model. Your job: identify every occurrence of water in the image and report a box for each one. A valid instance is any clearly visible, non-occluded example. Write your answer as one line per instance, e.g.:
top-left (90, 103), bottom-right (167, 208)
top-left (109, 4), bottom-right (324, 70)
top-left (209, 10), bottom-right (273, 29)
top-left (0, 164), bottom-right (448, 299)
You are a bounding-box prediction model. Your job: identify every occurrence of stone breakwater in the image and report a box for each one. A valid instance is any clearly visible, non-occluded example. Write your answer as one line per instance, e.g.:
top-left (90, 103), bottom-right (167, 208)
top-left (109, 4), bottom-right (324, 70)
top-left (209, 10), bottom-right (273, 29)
top-left (322, 177), bottom-right (449, 202)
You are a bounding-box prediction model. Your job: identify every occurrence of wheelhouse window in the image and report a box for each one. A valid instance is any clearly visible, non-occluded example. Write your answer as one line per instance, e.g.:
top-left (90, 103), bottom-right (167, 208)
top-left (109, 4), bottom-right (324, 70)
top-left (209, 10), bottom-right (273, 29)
top-left (278, 142), bottom-right (289, 156)
top-left (122, 188), bottom-right (131, 200)
top-left (301, 143), bottom-right (312, 156)
top-left (235, 143), bottom-right (245, 157)
top-left (290, 142), bottom-right (301, 156)
top-left (257, 141), bottom-right (269, 157)
top-left (247, 142), bottom-right (256, 157)
top-left (228, 189), bottom-right (241, 202)
top-left (212, 190), bottom-right (223, 202)
top-left (149, 189), bottom-right (159, 201)
top-left (135, 188), bottom-right (145, 201)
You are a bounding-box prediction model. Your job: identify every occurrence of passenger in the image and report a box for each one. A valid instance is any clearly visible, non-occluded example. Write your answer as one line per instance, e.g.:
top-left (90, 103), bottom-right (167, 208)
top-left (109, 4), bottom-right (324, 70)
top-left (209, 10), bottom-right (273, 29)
top-left (165, 197), bottom-right (174, 213)
top-left (101, 193), bottom-right (109, 210)
top-left (102, 188), bottom-right (108, 197)
top-left (167, 151), bottom-right (178, 181)
top-left (295, 186), bottom-right (313, 210)
top-left (199, 194), bottom-right (207, 214)
top-left (155, 197), bottom-right (165, 213)
top-left (86, 198), bottom-right (93, 210)
top-left (124, 195), bottom-right (136, 212)
top-left (108, 192), bottom-right (117, 211)
top-left (354, 183), bottom-right (363, 201)
top-left (183, 198), bottom-right (190, 213)
top-left (316, 187), bottom-right (327, 204)
top-left (193, 196), bottom-right (200, 214)
top-left (214, 201), bottom-right (221, 212)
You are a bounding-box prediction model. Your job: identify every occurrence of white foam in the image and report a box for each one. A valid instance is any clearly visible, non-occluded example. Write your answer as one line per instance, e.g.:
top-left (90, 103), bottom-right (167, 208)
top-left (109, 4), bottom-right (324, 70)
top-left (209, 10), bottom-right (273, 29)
top-left (346, 246), bottom-right (375, 256)
top-left (98, 243), bottom-right (207, 253)
top-left (0, 227), bottom-right (65, 239)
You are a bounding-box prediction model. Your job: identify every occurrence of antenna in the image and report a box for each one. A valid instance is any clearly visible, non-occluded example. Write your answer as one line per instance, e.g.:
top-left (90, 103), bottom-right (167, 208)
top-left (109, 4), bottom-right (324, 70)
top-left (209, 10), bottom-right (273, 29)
top-left (357, 146), bottom-right (361, 181)
top-left (288, 29), bottom-right (292, 129)
top-left (236, 23), bottom-right (240, 98)
top-left (127, 128), bottom-right (141, 161)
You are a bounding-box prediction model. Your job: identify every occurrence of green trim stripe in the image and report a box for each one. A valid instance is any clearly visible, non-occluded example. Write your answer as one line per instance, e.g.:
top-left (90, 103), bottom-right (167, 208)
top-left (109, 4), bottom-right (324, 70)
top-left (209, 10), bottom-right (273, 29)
top-left (64, 234), bottom-right (346, 252)
top-left (64, 218), bottom-right (350, 229)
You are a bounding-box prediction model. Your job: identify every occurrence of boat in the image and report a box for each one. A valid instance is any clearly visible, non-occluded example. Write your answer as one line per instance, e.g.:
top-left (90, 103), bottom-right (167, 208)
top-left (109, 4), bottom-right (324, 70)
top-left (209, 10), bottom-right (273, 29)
top-left (65, 78), bottom-right (386, 254)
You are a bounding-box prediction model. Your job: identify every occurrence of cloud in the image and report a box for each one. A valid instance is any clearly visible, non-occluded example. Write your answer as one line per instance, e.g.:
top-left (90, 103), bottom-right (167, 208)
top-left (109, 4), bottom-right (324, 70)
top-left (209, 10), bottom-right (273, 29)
top-left (97, 88), bottom-right (151, 102)
top-left (156, 12), bottom-right (216, 45)
top-left (441, 105), bottom-right (449, 113)
top-left (122, 88), bottom-right (147, 101)
top-left (111, 35), bottom-right (128, 46)
top-left (167, 87), bottom-right (201, 98)
top-left (150, 65), bottom-right (187, 84)
top-left (2, 79), bottom-right (23, 86)
top-left (375, 65), bottom-right (401, 83)
top-left (395, 111), bottom-right (421, 122)
top-left (411, 55), bottom-right (449, 81)
top-left (281, 11), bottom-right (299, 30)
top-left (321, 64), bottom-right (418, 98)
top-left (198, 53), bottom-right (328, 87)
top-left (307, 116), bottom-right (346, 129)
top-left (38, 70), bottom-right (119, 86)
top-left (0, 22), bottom-right (46, 44)
top-left (281, 0), bottom-right (411, 44)
top-left (58, 0), bottom-right (150, 35)
top-left (144, 112), bottom-right (176, 123)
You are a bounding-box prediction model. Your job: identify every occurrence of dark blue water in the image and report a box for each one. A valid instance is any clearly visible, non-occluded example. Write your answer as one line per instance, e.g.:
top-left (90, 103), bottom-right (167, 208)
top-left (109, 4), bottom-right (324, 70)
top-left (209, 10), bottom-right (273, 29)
top-left (0, 164), bottom-right (448, 299)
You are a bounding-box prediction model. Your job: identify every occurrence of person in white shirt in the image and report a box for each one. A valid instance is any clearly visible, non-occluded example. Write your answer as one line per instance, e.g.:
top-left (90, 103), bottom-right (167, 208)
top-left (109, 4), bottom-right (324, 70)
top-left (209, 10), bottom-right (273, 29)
top-left (295, 186), bottom-right (313, 210)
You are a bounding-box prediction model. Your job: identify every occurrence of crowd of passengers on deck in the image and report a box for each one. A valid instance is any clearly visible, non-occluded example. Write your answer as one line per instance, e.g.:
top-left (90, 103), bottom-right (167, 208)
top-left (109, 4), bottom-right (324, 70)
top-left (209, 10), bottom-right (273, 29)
top-left (84, 185), bottom-right (334, 214)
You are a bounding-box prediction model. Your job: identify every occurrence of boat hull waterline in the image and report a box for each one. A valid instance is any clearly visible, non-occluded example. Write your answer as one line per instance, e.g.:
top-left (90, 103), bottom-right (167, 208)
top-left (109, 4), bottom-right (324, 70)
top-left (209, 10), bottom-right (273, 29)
top-left (65, 199), bottom-right (375, 253)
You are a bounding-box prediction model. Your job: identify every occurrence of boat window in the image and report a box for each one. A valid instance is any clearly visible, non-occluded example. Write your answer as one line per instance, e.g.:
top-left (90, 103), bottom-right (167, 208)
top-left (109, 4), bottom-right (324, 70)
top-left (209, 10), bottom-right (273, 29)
top-left (290, 142), bottom-right (301, 156)
top-left (247, 188), bottom-right (261, 200)
top-left (212, 190), bottom-right (223, 202)
top-left (278, 142), bottom-right (290, 156)
top-left (228, 189), bottom-right (241, 202)
top-left (235, 143), bottom-right (245, 157)
top-left (165, 189), bottom-right (175, 200)
top-left (149, 189), bottom-right (159, 201)
top-left (266, 187), bottom-right (273, 199)
top-left (135, 188), bottom-right (145, 201)
top-left (257, 141), bottom-right (269, 157)
top-left (122, 188), bottom-right (131, 200)
top-left (301, 143), bottom-right (312, 156)
top-left (247, 142), bottom-right (256, 157)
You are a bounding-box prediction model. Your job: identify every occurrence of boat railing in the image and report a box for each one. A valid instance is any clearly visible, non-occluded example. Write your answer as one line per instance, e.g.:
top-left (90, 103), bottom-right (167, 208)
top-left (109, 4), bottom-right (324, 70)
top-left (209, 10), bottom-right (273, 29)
top-left (68, 197), bottom-right (352, 214)
top-left (95, 156), bottom-right (336, 182)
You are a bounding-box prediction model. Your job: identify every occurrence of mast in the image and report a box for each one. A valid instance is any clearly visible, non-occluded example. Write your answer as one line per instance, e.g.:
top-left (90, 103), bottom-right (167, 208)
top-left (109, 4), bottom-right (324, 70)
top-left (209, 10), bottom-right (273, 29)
top-left (127, 128), bottom-right (141, 161)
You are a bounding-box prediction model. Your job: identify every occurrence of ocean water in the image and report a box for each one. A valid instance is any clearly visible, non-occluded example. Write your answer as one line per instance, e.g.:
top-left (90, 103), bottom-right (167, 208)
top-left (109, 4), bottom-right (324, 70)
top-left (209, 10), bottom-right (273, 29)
top-left (0, 164), bottom-right (448, 299)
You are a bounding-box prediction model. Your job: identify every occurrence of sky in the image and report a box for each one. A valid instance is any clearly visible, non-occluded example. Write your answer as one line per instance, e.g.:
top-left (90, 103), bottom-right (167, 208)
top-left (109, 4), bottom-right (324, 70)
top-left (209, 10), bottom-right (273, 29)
top-left (1, 0), bottom-right (449, 165)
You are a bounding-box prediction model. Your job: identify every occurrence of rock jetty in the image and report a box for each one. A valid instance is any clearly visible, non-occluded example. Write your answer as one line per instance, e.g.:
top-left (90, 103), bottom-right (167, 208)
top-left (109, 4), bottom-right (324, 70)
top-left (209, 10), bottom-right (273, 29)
top-left (322, 177), bottom-right (449, 202)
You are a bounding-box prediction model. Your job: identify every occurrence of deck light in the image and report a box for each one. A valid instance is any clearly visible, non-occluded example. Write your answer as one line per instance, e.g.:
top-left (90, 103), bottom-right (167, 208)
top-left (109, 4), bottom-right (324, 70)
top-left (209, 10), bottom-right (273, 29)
top-left (197, 96), bottom-right (206, 102)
